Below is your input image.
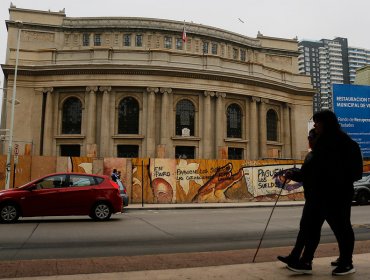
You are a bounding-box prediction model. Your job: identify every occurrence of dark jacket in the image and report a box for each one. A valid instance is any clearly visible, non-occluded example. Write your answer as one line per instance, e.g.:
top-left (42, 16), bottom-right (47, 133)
top-left (309, 130), bottom-right (362, 200)
top-left (289, 130), bottom-right (362, 202)
top-left (111, 173), bottom-right (119, 182)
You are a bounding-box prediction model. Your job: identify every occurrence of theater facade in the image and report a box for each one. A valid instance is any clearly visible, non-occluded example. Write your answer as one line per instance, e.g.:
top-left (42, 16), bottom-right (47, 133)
top-left (1, 6), bottom-right (315, 160)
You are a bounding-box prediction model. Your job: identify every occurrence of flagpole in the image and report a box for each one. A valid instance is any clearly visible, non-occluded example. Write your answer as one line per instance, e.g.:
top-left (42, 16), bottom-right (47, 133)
top-left (183, 20), bottom-right (187, 53)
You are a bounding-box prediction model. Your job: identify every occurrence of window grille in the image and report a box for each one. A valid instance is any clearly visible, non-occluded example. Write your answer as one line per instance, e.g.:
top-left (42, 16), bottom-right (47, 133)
top-left (164, 36), bottom-right (172, 49)
top-left (176, 99), bottom-right (195, 136)
top-left (117, 145), bottom-right (139, 158)
top-left (228, 147), bottom-right (243, 159)
top-left (124, 34), bottom-right (131, 46)
top-left (62, 97), bottom-right (82, 134)
top-left (82, 33), bottom-right (90, 46)
top-left (60, 145), bottom-right (80, 157)
top-left (136, 34), bottom-right (143, 47)
top-left (211, 43), bottom-right (218, 55)
top-left (118, 97), bottom-right (139, 134)
top-left (267, 109), bottom-right (278, 141)
top-left (203, 42), bottom-right (209, 54)
top-left (176, 38), bottom-right (183, 50)
top-left (227, 104), bottom-right (242, 138)
top-left (94, 34), bottom-right (101, 46)
top-left (175, 146), bottom-right (195, 159)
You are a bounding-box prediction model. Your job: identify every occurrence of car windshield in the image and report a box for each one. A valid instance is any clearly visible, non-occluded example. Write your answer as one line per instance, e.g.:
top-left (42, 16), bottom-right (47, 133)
top-left (116, 179), bottom-right (125, 191)
top-left (356, 174), bottom-right (370, 183)
top-left (16, 178), bottom-right (54, 189)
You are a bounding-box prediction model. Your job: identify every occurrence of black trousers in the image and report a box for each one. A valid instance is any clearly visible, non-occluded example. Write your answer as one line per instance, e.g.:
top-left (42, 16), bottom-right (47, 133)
top-left (290, 201), bottom-right (310, 259)
top-left (301, 195), bottom-right (354, 265)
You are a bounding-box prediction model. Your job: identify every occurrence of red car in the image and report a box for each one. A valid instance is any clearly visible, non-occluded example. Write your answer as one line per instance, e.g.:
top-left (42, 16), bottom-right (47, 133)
top-left (0, 173), bottom-right (123, 223)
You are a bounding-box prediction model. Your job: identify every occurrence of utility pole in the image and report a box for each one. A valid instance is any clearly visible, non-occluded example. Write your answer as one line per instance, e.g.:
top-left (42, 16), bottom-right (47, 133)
top-left (5, 21), bottom-right (22, 190)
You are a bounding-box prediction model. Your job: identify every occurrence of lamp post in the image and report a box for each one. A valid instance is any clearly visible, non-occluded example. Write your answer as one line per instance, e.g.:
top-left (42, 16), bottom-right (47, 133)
top-left (5, 21), bottom-right (22, 190)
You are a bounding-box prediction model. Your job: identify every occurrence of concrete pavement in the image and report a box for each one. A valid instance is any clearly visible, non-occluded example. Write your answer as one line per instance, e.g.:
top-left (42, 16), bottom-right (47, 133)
top-left (1, 202), bottom-right (369, 279)
top-left (2, 253), bottom-right (369, 279)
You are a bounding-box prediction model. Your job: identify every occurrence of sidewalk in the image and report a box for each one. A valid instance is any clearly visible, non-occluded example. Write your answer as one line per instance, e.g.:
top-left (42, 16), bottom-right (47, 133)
top-left (2, 201), bottom-right (368, 280)
top-left (3, 253), bottom-right (369, 279)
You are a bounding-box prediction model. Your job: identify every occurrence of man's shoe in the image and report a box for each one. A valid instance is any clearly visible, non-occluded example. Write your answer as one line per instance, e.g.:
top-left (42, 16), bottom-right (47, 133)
top-left (331, 257), bottom-right (340, 266)
top-left (332, 264), bottom-right (355, 276)
top-left (287, 261), bottom-right (312, 274)
top-left (277, 255), bottom-right (297, 264)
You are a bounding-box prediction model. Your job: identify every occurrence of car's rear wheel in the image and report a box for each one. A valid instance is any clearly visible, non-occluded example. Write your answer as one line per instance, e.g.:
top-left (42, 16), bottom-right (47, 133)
top-left (91, 202), bottom-right (112, 221)
top-left (0, 203), bottom-right (20, 223)
top-left (356, 190), bottom-right (369, 205)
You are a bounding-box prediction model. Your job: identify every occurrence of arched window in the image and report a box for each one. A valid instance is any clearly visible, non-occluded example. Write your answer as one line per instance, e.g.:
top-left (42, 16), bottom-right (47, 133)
top-left (62, 97), bottom-right (82, 134)
top-left (118, 97), bottom-right (139, 134)
top-left (266, 109), bottom-right (278, 141)
top-left (227, 104), bottom-right (242, 138)
top-left (176, 99), bottom-right (195, 136)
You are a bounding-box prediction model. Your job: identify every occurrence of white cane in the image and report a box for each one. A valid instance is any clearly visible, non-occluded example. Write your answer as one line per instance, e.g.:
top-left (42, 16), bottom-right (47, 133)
top-left (252, 177), bottom-right (287, 263)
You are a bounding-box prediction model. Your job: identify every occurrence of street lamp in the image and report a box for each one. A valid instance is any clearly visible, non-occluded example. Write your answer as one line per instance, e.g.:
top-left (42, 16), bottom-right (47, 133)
top-left (5, 21), bottom-right (22, 190)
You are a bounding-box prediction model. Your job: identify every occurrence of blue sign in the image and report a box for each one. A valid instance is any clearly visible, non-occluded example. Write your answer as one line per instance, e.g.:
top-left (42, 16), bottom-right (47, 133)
top-left (333, 84), bottom-right (370, 158)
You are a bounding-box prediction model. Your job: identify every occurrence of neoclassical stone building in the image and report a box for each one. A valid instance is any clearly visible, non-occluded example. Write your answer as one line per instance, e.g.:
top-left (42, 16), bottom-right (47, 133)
top-left (1, 5), bottom-right (315, 160)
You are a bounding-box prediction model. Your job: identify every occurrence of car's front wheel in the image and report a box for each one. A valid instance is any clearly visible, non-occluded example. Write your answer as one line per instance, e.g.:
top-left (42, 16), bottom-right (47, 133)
top-left (0, 203), bottom-right (20, 223)
top-left (91, 202), bottom-right (112, 221)
top-left (356, 190), bottom-right (369, 205)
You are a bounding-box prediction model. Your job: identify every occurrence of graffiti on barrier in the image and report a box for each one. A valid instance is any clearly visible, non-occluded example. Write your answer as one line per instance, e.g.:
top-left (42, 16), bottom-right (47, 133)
top-left (243, 164), bottom-right (303, 197)
top-left (191, 163), bottom-right (244, 203)
top-left (149, 159), bottom-right (246, 203)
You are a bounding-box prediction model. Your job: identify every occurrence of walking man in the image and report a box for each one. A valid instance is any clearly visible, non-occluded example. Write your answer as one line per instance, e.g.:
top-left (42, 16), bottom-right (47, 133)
top-left (285, 110), bottom-right (363, 276)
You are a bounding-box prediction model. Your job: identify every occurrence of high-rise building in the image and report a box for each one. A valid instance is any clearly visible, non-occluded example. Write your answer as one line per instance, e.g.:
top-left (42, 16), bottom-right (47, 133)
top-left (299, 38), bottom-right (349, 112)
top-left (298, 41), bottom-right (323, 113)
top-left (298, 37), bottom-right (370, 113)
top-left (348, 47), bottom-right (370, 83)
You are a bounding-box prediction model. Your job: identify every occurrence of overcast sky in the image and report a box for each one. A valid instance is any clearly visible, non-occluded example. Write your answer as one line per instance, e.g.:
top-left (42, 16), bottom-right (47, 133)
top-left (1, 0), bottom-right (370, 71)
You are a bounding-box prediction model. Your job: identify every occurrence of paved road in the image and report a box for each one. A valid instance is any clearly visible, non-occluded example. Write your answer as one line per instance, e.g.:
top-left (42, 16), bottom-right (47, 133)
top-left (1, 205), bottom-right (369, 261)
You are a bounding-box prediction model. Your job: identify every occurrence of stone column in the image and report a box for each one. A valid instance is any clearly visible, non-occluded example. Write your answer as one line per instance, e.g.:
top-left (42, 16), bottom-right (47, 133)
top-left (249, 97), bottom-right (259, 160)
top-left (146, 87), bottom-right (159, 158)
top-left (203, 91), bottom-right (214, 159)
top-left (86, 86), bottom-right (98, 156)
top-left (244, 98), bottom-right (250, 159)
top-left (159, 87), bottom-right (172, 157)
top-left (283, 103), bottom-right (292, 158)
top-left (52, 90), bottom-right (60, 156)
top-left (99, 86), bottom-right (111, 157)
top-left (290, 104), bottom-right (297, 159)
top-left (258, 98), bottom-right (268, 159)
top-left (215, 92), bottom-right (226, 158)
top-left (43, 87), bottom-right (54, 156)
top-left (109, 89), bottom-right (116, 156)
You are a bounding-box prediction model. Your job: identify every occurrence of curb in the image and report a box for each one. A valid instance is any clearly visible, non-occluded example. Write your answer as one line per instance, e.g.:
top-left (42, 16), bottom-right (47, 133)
top-left (125, 201), bottom-right (305, 211)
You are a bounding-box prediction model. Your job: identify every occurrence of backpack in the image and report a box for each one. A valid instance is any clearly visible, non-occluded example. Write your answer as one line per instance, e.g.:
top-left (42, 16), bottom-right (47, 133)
top-left (349, 139), bottom-right (363, 182)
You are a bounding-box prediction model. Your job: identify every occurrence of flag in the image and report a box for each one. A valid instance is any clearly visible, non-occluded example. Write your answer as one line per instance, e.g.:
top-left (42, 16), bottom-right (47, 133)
top-left (182, 25), bottom-right (187, 43)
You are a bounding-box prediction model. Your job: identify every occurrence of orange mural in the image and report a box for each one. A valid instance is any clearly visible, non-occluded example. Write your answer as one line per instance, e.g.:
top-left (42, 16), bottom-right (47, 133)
top-left (192, 163), bottom-right (244, 203)
top-left (131, 158), bottom-right (150, 204)
top-left (67, 157), bottom-right (94, 173)
top-left (147, 159), bottom-right (251, 203)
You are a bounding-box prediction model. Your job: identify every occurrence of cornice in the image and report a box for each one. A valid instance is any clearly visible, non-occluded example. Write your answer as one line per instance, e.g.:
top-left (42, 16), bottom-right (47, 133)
top-left (2, 64), bottom-right (315, 96)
